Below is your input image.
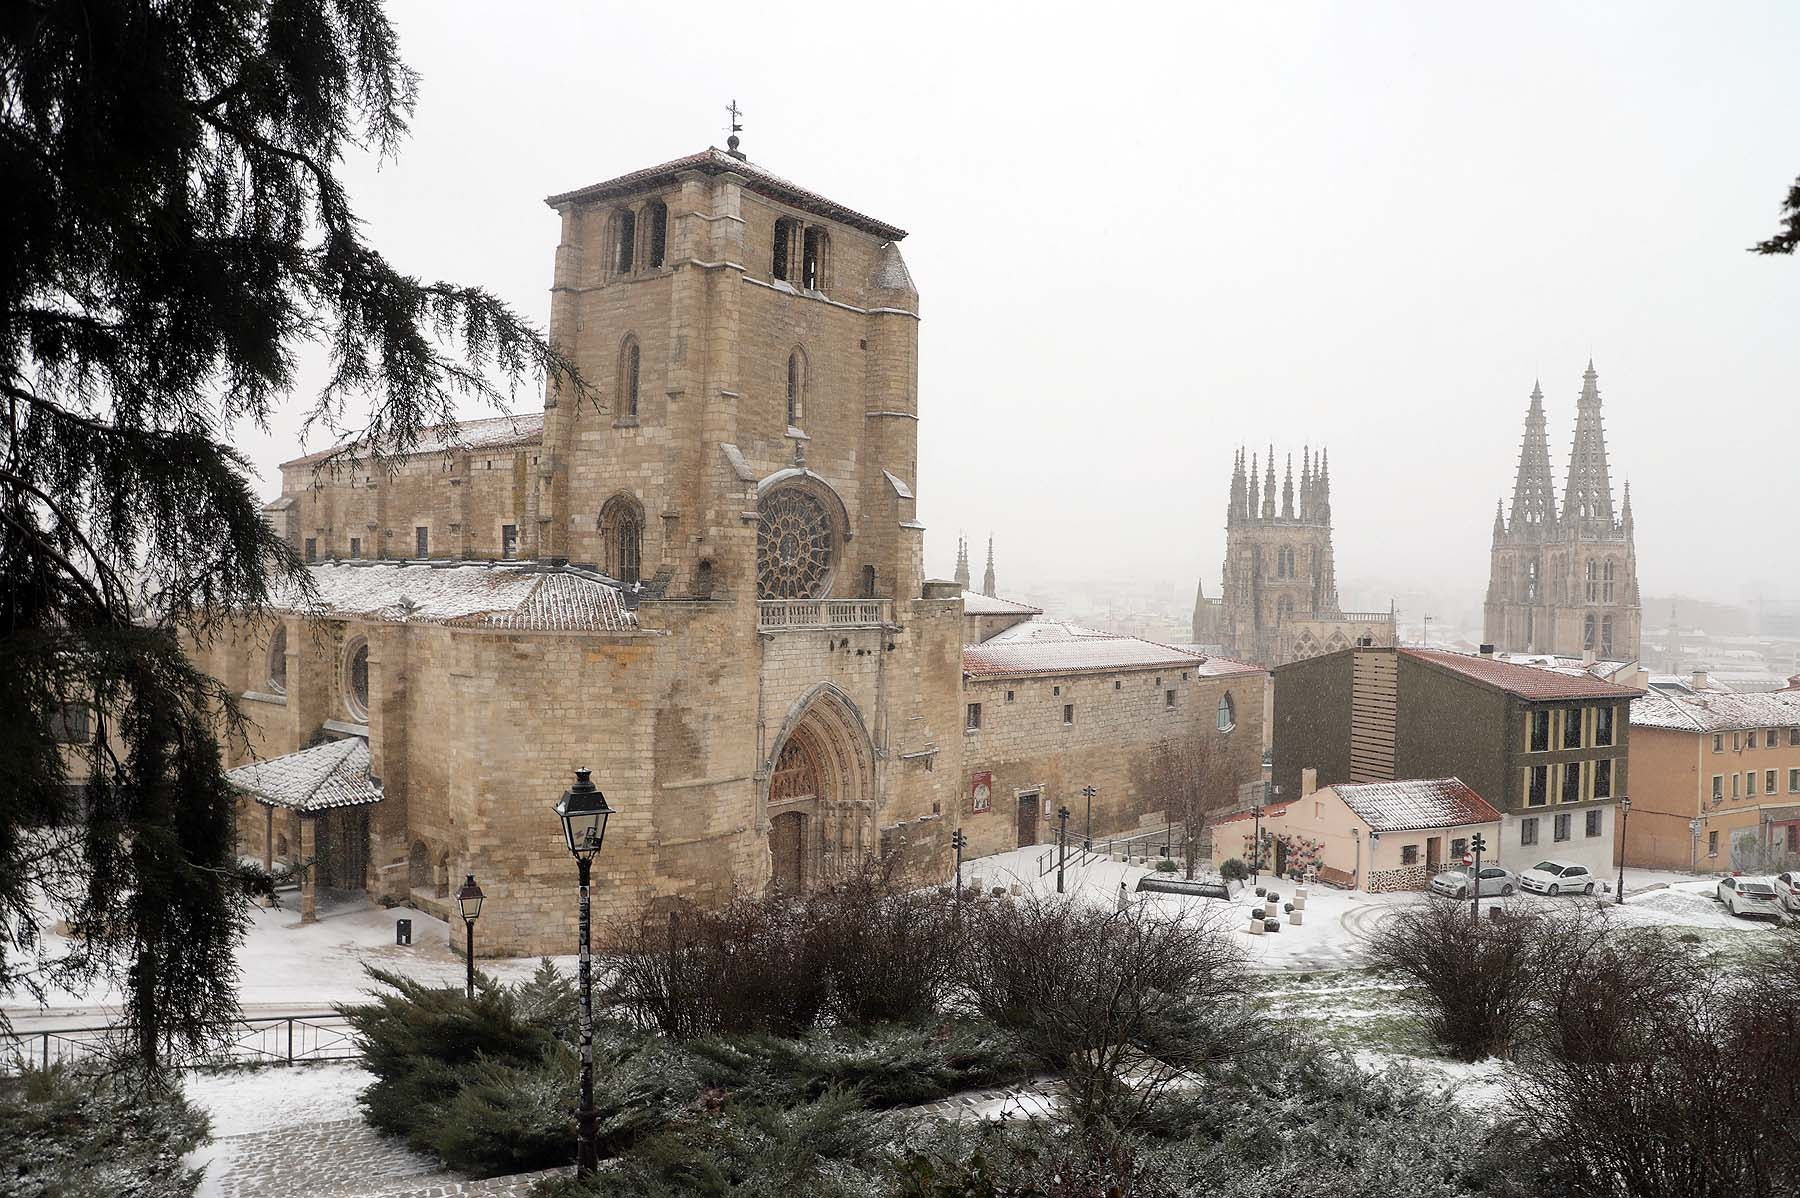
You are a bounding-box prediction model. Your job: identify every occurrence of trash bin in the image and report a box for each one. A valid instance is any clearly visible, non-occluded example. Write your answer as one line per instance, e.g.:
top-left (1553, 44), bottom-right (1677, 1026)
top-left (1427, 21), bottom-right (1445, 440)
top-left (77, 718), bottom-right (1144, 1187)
top-left (396, 918), bottom-right (413, 945)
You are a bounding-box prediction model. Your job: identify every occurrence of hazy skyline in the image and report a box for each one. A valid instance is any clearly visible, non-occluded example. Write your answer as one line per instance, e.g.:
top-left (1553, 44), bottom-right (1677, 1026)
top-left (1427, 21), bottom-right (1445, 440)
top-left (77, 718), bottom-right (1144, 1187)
top-left (236, 1), bottom-right (1800, 611)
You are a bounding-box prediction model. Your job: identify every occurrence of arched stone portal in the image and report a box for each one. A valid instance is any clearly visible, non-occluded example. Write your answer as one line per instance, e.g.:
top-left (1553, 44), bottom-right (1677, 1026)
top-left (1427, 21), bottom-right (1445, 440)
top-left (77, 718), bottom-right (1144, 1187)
top-left (763, 684), bottom-right (877, 891)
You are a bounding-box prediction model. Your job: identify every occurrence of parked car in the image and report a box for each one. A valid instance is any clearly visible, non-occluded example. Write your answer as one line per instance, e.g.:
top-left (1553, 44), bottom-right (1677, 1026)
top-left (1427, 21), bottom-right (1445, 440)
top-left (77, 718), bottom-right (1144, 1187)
top-left (1773, 871), bottom-right (1800, 914)
top-left (1429, 865), bottom-right (1519, 899)
top-left (1518, 860), bottom-right (1596, 896)
top-left (1718, 875), bottom-right (1786, 920)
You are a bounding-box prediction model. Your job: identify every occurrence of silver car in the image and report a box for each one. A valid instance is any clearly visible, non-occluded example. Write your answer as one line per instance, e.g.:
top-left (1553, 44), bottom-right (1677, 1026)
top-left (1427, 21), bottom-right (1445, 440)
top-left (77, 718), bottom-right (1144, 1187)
top-left (1718, 876), bottom-right (1785, 920)
top-left (1429, 865), bottom-right (1518, 899)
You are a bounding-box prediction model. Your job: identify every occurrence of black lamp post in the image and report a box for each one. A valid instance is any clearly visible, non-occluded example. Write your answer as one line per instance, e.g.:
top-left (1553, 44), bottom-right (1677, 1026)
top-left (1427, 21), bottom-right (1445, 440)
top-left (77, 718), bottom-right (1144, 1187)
top-left (1468, 832), bottom-right (1486, 922)
top-left (1250, 794), bottom-right (1265, 884)
top-left (1056, 806), bottom-right (1071, 894)
top-left (455, 874), bottom-right (484, 999)
top-left (1616, 796), bottom-right (1631, 905)
top-left (1080, 785), bottom-right (1097, 851)
top-left (553, 767), bottom-right (613, 1180)
top-left (950, 829), bottom-right (967, 899)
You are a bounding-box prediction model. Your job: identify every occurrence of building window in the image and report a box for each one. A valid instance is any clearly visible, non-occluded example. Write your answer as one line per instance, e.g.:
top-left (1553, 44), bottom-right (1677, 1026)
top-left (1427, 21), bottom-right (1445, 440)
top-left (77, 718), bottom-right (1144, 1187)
top-left (1593, 758), bottom-right (1613, 798)
top-left (1712, 775), bottom-right (1723, 801)
top-left (1561, 763), bottom-right (1582, 804)
top-left (1563, 709), bottom-right (1582, 750)
top-left (1053, 686), bottom-right (1061, 696)
top-left (1748, 730), bottom-right (1759, 750)
top-left (415, 526), bottom-right (429, 558)
top-left (1529, 710), bottom-right (1550, 752)
top-left (965, 703), bottom-right (981, 732)
top-left (1766, 769), bottom-right (1777, 795)
top-left (1217, 692), bottom-right (1237, 732)
top-left (1554, 813), bottom-right (1571, 842)
top-left (349, 536), bottom-right (361, 560)
top-left (1401, 844), bottom-right (1419, 866)
top-left (1708, 830), bottom-right (1719, 856)
top-left (1583, 613), bottom-right (1596, 650)
top-left (1063, 703), bottom-right (1075, 726)
top-left (772, 217), bottom-right (796, 281)
top-left (1603, 560), bottom-right (1615, 603)
top-left (1713, 734), bottom-right (1723, 753)
top-left (1790, 824), bottom-right (1799, 852)
top-left (643, 199), bottom-right (667, 268)
top-left (611, 207), bottom-right (636, 274)
top-left (755, 485), bottom-right (835, 599)
top-left (1747, 771), bottom-right (1758, 797)
top-left (786, 349), bottom-right (805, 425)
top-left (1165, 690), bottom-right (1177, 708)
top-left (1585, 560), bottom-right (1598, 602)
top-left (1790, 768), bottom-right (1800, 794)
top-left (861, 565), bottom-right (876, 598)
top-left (345, 638), bottom-right (370, 721)
top-left (1601, 616), bottom-right (1613, 655)
top-left (1527, 765), bottom-right (1548, 807)
top-left (1521, 817), bottom-right (1539, 846)
top-left (620, 337), bottom-right (641, 419)
top-left (1733, 732), bottom-right (1742, 751)
top-left (304, 537), bottom-right (317, 563)
top-left (268, 626), bottom-right (288, 694)
top-left (1005, 690), bottom-right (1015, 702)
top-left (599, 493), bottom-right (645, 585)
top-left (1450, 837), bottom-right (1468, 858)
top-left (802, 226), bottom-right (829, 290)
top-left (1585, 808), bottom-right (1602, 838)
top-left (51, 702), bottom-right (91, 744)
top-left (1595, 706), bottom-right (1615, 747)
top-left (1790, 729), bottom-right (1799, 747)
top-left (501, 524), bottom-right (518, 560)
top-left (1732, 773), bottom-right (1741, 799)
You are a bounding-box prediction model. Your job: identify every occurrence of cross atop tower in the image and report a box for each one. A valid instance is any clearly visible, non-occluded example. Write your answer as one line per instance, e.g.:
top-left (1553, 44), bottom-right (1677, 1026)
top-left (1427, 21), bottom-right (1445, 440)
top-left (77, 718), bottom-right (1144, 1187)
top-left (726, 99), bottom-right (745, 160)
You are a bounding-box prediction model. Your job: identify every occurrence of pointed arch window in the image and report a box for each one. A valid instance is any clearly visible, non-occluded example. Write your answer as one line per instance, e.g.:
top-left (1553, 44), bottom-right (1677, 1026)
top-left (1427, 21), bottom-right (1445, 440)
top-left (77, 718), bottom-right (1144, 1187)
top-left (772, 217), bottom-right (797, 281)
top-left (1601, 615), bottom-right (1614, 655)
top-left (643, 200), bottom-right (667, 269)
top-left (599, 493), bottom-right (645, 585)
top-left (611, 207), bottom-right (636, 275)
top-left (802, 226), bottom-right (829, 290)
top-left (618, 337), bottom-right (641, 420)
top-left (1603, 560), bottom-right (1615, 604)
top-left (1524, 559), bottom-right (1539, 603)
top-left (1585, 560), bottom-right (1598, 603)
top-left (786, 349), bottom-right (806, 426)
top-left (1583, 613), bottom-right (1597, 651)
top-left (1216, 692), bottom-right (1237, 733)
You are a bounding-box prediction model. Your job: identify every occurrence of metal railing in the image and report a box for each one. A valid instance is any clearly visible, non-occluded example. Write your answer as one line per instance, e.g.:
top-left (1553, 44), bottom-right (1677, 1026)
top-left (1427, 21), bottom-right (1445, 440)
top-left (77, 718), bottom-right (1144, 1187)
top-left (758, 599), bottom-right (892, 630)
top-left (1, 1012), bottom-right (360, 1074)
top-left (1035, 824), bottom-right (1184, 878)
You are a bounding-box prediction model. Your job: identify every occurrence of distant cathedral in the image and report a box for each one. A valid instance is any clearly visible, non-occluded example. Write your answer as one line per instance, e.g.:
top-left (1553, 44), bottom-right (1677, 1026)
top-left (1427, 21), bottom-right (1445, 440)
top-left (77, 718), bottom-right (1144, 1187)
top-left (952, 534), bottom-right (997, 598)
top-left (1194, 447), bottom-right (1396, 665)
top-left (1484, 363), bottom-right (1641, 659)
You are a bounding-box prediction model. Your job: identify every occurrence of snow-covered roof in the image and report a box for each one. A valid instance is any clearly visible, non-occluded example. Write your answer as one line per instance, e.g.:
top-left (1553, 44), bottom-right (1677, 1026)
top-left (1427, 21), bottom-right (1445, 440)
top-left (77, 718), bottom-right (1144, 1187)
top-left (1492, 652), bottom-right (1638, 683)
top-left (1331, 778), bottom-right (1501, 833)
top-left (272, 561), bottom-right (638, 632)
top-left (963, 618), bottom-right (1262, 680)
top-left (544, 147), bottom-right (908, 241)
top-left (227, 738), bottom-right (382, 813)
top-left (1630, 689), bottom-right (1800, 734)
top-left (282, 412), bottom-right (544, 469)
top-left (1401, 648), bottom-right (1640, 701)
top-left (961, 591), bottom-right (1042, 616)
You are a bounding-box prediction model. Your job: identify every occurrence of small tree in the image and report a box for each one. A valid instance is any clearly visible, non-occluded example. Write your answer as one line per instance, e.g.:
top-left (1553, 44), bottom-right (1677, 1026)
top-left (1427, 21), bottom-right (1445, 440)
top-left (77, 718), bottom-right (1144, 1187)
top-left (1132, 728), bottom-right (1244, 878)
top-left (1366, 899), bottom-right (1540, 1061)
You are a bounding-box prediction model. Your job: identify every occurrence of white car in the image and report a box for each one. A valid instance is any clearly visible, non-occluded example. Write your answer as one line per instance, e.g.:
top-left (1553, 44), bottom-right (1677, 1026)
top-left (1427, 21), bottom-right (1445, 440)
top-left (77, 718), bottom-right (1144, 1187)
top-left (1718, 876), bottom-right (1785, 920)
top-left (1773, 871), bottom-right (1800, 914)
top-left (1518, 860), bottom-right (1596, 896)
top-left (1429, 865), bottom-right (1518, 899)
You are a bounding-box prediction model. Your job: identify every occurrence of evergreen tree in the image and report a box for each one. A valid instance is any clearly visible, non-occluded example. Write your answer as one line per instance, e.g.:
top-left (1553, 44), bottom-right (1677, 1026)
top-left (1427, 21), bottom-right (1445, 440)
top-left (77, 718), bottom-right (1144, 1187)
top-left (0, 0), bottom-right (582, 1070)
top-left (1753, 175), bottom-right (1800, 255)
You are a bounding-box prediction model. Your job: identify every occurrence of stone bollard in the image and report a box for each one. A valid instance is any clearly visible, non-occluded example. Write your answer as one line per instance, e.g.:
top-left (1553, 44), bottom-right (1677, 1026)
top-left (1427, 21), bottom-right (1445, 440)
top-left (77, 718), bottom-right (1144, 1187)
top-left (1293, 893), bottom-right (1307, 911)
top-left (1248, 917), bottom-right (1264, 935)
top-left (1290, 909), bottom-right (1304, 926)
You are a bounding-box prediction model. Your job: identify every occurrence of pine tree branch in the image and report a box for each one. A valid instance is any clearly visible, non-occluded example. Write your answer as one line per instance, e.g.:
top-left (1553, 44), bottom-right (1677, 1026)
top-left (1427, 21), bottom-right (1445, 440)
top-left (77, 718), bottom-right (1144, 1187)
top-left (0, 506), bottom-right (115, 618)
top-left (0, 467), bottom-right (132, 611)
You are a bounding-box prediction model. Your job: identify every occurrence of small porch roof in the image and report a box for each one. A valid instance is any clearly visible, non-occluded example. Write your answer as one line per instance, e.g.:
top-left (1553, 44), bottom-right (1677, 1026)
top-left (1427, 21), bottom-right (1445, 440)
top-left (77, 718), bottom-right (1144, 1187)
top-left (227, 738), bottom-right (383, 814)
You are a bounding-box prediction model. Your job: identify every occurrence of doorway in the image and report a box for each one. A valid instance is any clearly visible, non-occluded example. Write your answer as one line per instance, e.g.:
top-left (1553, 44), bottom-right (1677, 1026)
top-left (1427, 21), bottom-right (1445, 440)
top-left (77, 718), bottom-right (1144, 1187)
top-left (1017, 793), bottom-right (1040, 849)
top-left (1426, 836), bottom-right (1442, 872)
top-left (1273, 836), bottom-right (1289, 879)
top-left (770, 811), bottom-right (807, 892)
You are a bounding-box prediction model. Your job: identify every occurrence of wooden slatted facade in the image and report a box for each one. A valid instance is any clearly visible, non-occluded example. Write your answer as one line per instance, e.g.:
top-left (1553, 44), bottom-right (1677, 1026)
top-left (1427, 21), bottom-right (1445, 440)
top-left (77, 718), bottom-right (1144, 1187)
top-left (1350, 649), bottom-right (1398, 783)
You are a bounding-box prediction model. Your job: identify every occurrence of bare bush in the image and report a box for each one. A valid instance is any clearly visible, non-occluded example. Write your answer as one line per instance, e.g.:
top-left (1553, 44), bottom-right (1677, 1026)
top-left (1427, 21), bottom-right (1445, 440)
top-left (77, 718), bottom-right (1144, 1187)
top-left (806, 861), bottom-right (963, 1025)
top-left (1527, 920), bottom-right (1702, 1064)
top-left (1505, 935), bottom-right (1800, 1195)
top-left (1366, 898), bottom-right (1539, 1061)
top-left (963, 893), bottom-right (1255, 1128)
top-left (1131, 730), bottom-right (1245, 878)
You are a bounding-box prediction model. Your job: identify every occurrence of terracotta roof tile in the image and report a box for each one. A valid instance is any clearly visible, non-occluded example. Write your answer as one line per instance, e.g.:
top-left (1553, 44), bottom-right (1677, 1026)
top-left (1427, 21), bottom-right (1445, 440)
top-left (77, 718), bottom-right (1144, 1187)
top-left (1333, 778), bottom-right (1502, 832)
top-left (1401, 648), bottom-right (1641, 700)
top-left (1630, 690), bottom-right (1800, 734)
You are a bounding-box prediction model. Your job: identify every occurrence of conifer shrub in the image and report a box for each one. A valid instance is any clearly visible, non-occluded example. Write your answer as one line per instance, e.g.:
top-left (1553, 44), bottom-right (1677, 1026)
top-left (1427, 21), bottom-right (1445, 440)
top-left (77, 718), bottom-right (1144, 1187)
top-left (0, 1065), bottom-right (209, 1198)
top-left (1220, 858), bottom-right (1250, 883)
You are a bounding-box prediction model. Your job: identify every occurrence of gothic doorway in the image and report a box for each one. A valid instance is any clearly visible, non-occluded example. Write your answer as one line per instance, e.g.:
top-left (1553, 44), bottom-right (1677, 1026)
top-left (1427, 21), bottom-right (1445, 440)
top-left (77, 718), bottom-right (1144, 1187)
top-left (1017, 792), bottom-right (1040, 849)
top-left (314, 808), bottom-right (370, 891)
top-left (770, 812), bottom-right (807, 892)
top-left (764, 684), bottom-right (876, 892)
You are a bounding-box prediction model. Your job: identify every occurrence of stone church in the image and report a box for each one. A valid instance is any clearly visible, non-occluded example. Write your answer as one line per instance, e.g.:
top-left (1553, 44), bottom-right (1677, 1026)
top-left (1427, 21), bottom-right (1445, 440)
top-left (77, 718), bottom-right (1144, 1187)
top-left (1484, 364), bottom-right (1642, 660)
top-left (197, 137), bottom-right (1266, 954)
top-left (1192, 447), bottom-right (1396, 666)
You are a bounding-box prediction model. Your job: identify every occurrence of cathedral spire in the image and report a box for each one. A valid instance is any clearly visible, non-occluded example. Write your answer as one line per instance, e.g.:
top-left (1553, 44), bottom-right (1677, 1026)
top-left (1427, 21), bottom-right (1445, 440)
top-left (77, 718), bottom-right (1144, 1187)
top-left (1299, 447), bottom-right (1313, 521)
top-left (1281, 455), bottom-right (1295, 519)
top-left (953, 535), bottom-right (970, 590)
top-left (1621, 479), bottom-right (1633, 530)
top-left (1317, 448), bottom-right (1332, 526)
top-left (982, 534), bottom-right (996, 597)
top-left (1228, 447), bottom-right (1246, 527)
top-left (1561, 361), bottom-right (1616, 532)
top-left (1248, 451), bottom-right (1259, 523)
top-left (1507, 379), bottom-right (1558, 537)
top-left (1261, 445), bottom-right (1276, 521)
top-left (1492, 498), bottom-right (1505, 545)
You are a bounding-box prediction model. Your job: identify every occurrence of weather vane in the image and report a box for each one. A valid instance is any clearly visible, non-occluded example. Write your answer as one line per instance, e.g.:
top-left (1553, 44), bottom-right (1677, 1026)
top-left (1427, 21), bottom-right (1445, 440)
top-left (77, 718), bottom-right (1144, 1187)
top-left (725, 99), bottom-right (745, 159)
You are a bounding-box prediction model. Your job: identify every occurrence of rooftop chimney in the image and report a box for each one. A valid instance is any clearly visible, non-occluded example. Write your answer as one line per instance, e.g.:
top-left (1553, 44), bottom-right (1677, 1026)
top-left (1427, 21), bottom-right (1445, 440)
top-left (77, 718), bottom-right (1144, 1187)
top-left (1300, 767), bottom-right (1319, 799)
top-left (1691, 669), bottom-right (1710, 691)
top-left (1582, 649), bottom-right (1597, 666)
top-left (1478, 644), bottom-right (1495, 658)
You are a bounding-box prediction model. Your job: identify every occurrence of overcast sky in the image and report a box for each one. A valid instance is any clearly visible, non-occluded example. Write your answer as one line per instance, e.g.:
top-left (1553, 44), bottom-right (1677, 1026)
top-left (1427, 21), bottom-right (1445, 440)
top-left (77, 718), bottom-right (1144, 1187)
top-left (241, 0), bottom-right (1800, 611)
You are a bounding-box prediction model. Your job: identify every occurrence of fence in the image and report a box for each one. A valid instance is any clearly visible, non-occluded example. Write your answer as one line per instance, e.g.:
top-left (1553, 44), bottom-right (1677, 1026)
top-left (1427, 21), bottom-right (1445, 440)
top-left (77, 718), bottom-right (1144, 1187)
top-left (1, 1012), bottom-right (359, 1074)
top-left (1036, 824), bottom-right (1184, 878)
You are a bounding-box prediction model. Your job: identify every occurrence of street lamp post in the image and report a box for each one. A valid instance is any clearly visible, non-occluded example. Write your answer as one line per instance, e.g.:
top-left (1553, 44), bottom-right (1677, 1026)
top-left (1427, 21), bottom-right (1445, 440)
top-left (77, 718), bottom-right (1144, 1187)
top-left (950, 829), bottom-right (967, 897)
top-left (454, 874), bottom-right (485, 999)
top-left (1468, 833), bottom-right (1486, 922)
top-left (1689, 817), bottom-right (1701, 873)
top-left (1056, 806), bottom-right (1071, 894)
top-left (1250, 794), bottom-right (1265, 884)
top-left (1616, 796), bottom-right (1632, 905)
top-left (1080, 785), bottom-right (1097, 851)
top-left (553, 767), bottom-right (613, 1180)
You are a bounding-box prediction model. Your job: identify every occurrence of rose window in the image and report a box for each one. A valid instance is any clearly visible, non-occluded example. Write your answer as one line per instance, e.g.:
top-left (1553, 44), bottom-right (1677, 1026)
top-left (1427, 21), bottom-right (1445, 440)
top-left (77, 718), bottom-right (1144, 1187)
top-left (757, 488), bottom-right (834, 599)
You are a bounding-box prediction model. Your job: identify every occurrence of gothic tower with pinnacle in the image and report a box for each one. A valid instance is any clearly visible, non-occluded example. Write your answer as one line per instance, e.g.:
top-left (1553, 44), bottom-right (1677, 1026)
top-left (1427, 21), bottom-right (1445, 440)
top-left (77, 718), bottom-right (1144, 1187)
top-left (953, 535), bottom-right (971, 590)
top-left (981, 535), bottom-right (996, 598)
top-left (1484, 363), bottom-right (1641, 659)
top-left (1203, 446), bottom-right (1394, 665)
